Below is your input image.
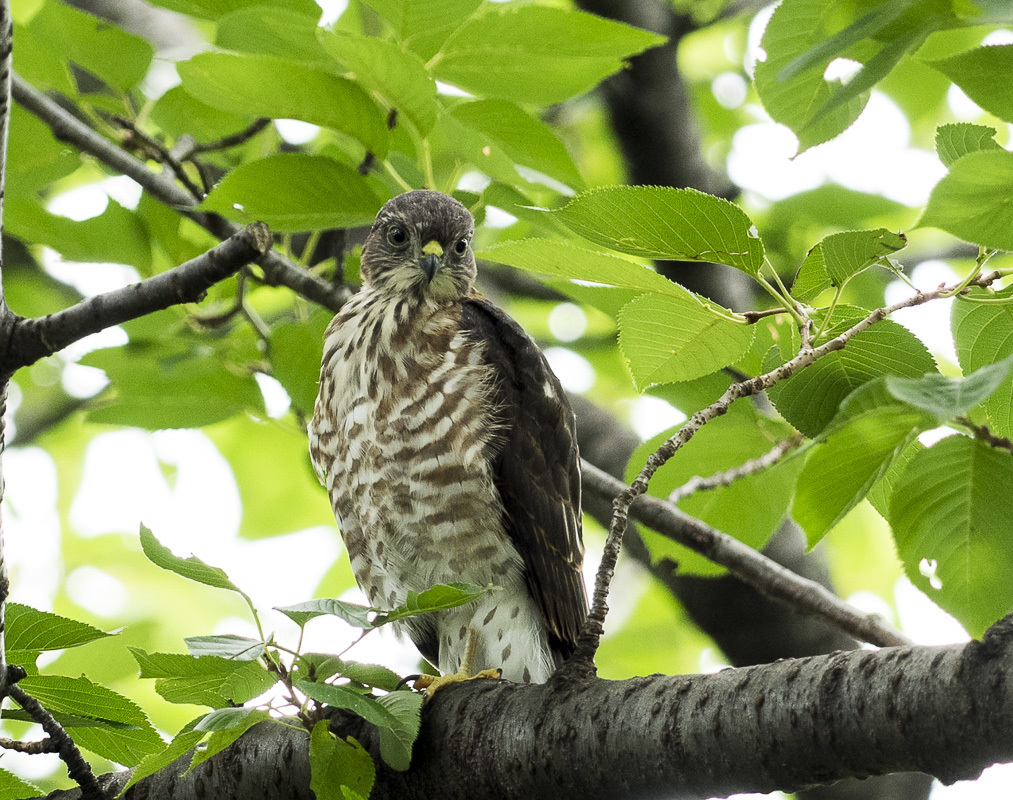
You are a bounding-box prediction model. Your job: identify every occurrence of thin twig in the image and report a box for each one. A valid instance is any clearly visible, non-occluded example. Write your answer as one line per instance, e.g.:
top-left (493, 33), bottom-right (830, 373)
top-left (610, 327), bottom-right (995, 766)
top-left (11, 74), bottom-right (349, 313)
top-left (0, 734), bottom-right (58, 753)
top-left (3, 223), bottom-right (271, 376)
top-left (958, 417), bottom-right (1013, 455)
top-left (582, 461), bottom-right (910, 647)
top-left (667, 434), bottom-right (804, 504)
top-left (9, 684), bottom-right (106, 800)
top-left (191, 117), bottom-right (271, 154)
top-left (568, 273), bottom-right (1002, 669)
top-left (111, 114), bottom-right (205, 200)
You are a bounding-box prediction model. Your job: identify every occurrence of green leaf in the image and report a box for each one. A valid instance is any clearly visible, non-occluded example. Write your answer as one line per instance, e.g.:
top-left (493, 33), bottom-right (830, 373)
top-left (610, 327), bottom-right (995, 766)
top-left (361, 0), bottom-right (483, 60)
top-left (7, 197), bottom-right (152, 273)
top-left (867, 438), bottom-right (925, 521)
top-left (6, 603), bottom-right (112, 652)
top-left (935, 123), bottom-right (1001, 168)
top-left (275, 598), bottom-right (375, 630)
top-left (130, 649), bottom-right (276, 707)
top-left (379, 583), bottom-right (491, 623)
top-left (28, 0), bottom-right (153, 91)
top-left (189, 708), bottom-right (271, 769)
top-left (309, 721), bottom-right (376, 800)
top-left (432, 5), bottom-right (665, 104)
top-left (618, 293), bottom-right (755, 390)
top-left (480, 238), bottom-right (692, 297)
top-left (139, 525), bottom-right (251, 600)
top-left (754, 0), bottom-right (870, 152)
top-left (71, 724), bottom-right (166, 768)
top-left (270, 315), bottom-right (329, 413)
top-left (184, 635), bottom-right (266, 661)
top-left (450, 100), bottom-right (583, 189)
top-left (150, 86), bottom-right (254, 142)
top-left (201, 153), bottom-right (385, 232)
top-left (930, 45), bottom-right (1013, 123)
top-left (951, 287), bottom-right (1013, 437)
top-left (375, 691), bottom-right (423, 771)
top-left (216, 6), bottom-right (327, 61)
top-left (793, 402), bottom-right (924, 546)
top-left (294, 655), bottom-right (402, 692)
top-left (891, 436), bottom-right (1013, 638)
top-left (144, 0), bottom-right (319, 19)
top-left (298, 682), bottom-right (417, 770)
top-left (178, 52), bottom-right (389, 156)
top-left (919, 149), bottom-right (1013, 251)
top-left (885, 353), bottom-right (1013, 420)
top-left (766, 311), bottom-right (937, 437)
top-left (17, 675), bottom-right (148, 726)
top-left (820, 229), bottom-right (906, 286)
top-left (0, 768), bottom-right (41, 800)
top-left (123, 729), bottom-right (204, 792)
top-left (550, 186), bottom-right (764, 274)
top-left (81, 344), bottom-right (266, 429)
top-left (318, 30), bottom-right (438, 135)
top-left (628, 410), bottom-right (803, 575)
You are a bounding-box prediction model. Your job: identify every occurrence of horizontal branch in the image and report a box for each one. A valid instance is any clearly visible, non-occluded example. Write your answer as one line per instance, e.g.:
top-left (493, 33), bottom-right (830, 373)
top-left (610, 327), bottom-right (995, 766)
top-left (582, 460), bottom-right (909, 648)
top-left (31, 618), bottom-right (1013, 800)
top-left (11, 73), bottom-right (348, 313)
top-left (2, 222), bottom-right (271, 377)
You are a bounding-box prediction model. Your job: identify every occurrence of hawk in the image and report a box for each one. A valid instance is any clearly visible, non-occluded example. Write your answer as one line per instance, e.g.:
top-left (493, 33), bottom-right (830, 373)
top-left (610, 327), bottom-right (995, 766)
top-left (308, 190), bottom-right (586, 687)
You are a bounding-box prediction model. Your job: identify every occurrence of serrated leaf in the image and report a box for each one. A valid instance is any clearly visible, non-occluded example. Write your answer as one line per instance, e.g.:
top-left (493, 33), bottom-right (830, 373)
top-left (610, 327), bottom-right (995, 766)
top-left (184, 635), bottom-right (266, 661)
top-left (891, 436), bottom-right (1013, 638)
top-left (951, 287), bottom-right (1013, 437)
top-left (867, 438), bottom-right (925, 520)
top-left (6, 603), bottom-right (112, 652)
top-left (72, 723), bottom-right (166, 768)
top-left (319, 30), bottom-right (438, 134)
top-left (309, 721), bottom-right (376, 800)
top-left (618, 293), bottom-right (754, 390)
top-left (139, 525), bottom-right (251, 601)
top-left (17, 675), bottom-right (148, 727)
top-left (754, 0), bottom-right (870, 152)
top-left (123, 730), bottom-right (204, 792)
top-left (451, 100), bottom-right (583, 189)
top-left (935, 123), bottom-right (1001, 168)
top-left (550, 186), bottom-right (763, 274)
top-left (919, 149), bottom-right (1013, 251)
top-left (178, 52), bottom-right (389, 155)
top-left (379, 583), bottom-right (491, 623)
top-left (820, 228), bottom-right (906, 286)
top-left (793, 405), bottom-right (923, 546)
top-left (432, 5), bottom-right (665, 105)
top-left (298, 682), bottom-right (417, 770)
top-left (766, 310), bottom-right (937, 437)
top-left (0, 768), bottom-right (41, 799)
top-left (201, 153), bottom-right (385, 232)
top-left (930, 45), bottom-right (1013, 123)
top-left (275, 598), bottom-right (375, 630)
top-left (480, 238), bottom-right (690, 296)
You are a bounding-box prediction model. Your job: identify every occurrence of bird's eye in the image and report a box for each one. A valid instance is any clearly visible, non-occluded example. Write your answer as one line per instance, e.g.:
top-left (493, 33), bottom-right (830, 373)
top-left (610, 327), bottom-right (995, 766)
top-left (454, 238), bottom-right (469, 255)
top-left (387, 226), bottom-right (408, 247)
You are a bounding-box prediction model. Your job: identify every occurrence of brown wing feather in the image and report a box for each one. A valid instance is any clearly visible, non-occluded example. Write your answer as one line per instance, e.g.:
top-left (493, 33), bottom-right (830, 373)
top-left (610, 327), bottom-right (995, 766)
top-left (461, 294), bottom-right (587, 664)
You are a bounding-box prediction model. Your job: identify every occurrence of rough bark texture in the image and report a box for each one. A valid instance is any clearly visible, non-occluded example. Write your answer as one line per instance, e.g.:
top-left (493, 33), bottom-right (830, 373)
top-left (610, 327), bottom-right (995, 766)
top-left (30, 620), bottom-right (1013, 800)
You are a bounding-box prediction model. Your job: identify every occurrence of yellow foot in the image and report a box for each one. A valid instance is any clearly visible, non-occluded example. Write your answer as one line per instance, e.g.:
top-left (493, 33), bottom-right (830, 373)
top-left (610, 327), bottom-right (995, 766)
top-left (413, 668), bottom-right (502, 702)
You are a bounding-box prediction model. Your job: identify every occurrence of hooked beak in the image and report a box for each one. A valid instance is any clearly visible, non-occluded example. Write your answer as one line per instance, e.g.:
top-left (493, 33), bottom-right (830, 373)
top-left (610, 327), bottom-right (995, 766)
top-left (419, 240), bottom-right (443, 282)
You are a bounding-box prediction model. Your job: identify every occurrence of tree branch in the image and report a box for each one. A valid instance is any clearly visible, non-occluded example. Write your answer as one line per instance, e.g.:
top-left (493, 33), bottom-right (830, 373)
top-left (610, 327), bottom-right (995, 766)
top-left (1, 222), bottom-right (271, 377)
top-left (29, 616), bottom-right (1013, 800)
top-left (581, 460), bottom-right (909, 647)
top-left (10, 73), bottom-right (349, 313)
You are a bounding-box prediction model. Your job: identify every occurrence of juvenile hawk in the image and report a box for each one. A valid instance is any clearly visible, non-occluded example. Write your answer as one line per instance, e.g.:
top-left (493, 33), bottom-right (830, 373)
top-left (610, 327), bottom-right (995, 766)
top-left (308, 190), bottom-right (586, 685)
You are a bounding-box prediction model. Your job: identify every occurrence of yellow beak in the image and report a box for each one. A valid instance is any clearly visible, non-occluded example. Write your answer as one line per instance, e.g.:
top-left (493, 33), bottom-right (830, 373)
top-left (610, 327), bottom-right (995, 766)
top-left (422, 240), bottom-right (444, 257)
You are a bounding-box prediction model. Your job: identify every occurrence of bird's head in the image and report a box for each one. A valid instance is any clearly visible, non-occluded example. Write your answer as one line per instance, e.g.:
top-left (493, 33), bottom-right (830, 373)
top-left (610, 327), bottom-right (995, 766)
top-left (360, 190), bottom-right (477, 304)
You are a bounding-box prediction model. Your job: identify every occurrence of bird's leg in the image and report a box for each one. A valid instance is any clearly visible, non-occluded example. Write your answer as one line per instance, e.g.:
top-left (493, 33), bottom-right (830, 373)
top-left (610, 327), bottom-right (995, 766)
top-left (413, 628), bottom-right (502, 701)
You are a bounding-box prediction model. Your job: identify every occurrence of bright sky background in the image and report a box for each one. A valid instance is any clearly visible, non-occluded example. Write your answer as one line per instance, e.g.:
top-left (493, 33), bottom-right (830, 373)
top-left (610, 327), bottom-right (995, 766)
top-left (5, 0), bottom-right (1012, 796)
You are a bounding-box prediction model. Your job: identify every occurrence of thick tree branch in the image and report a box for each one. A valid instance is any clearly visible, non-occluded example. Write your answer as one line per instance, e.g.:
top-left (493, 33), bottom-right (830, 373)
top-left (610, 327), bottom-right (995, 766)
top-left (32, 617), bottom-right (1013, 800)
top-left (10, 74), bottom-right (349, 313)
top-left (1, 222), bottom-right (271, 377)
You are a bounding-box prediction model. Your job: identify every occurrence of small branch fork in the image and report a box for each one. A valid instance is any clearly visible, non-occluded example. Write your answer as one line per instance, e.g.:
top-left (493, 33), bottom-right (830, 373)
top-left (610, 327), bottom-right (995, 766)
top-left (11, 74), bottom-right (349, 313)
top-left (567, 272), bottom-right (1004, 672)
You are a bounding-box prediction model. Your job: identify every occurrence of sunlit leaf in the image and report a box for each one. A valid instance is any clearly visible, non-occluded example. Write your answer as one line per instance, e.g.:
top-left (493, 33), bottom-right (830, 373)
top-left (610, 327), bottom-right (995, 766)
top-left (951, 286), bottom-right (1013, 437)
top-left (930, 45), bottom-right (1013, 123)
top-left (935, 122), bottom-right (1001, 168)
top-left (309, 720), bottom-right (376, 800)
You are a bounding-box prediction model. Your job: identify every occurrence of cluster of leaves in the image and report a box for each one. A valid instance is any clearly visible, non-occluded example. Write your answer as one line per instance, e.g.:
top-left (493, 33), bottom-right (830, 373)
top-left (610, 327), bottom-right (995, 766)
top-left (4, 525), bottom-right (491, 799)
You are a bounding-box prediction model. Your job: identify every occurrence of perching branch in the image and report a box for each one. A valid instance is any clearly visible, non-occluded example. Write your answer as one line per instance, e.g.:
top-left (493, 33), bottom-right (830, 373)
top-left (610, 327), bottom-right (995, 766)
top-left (569, 272), bottom-right (1003, 669)
top-left (1, 222), bottom-right (272, 378)
top-left (581, 460), bottom-right (909, 648)
top-left (10, 74), bottom-right (349, 313)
